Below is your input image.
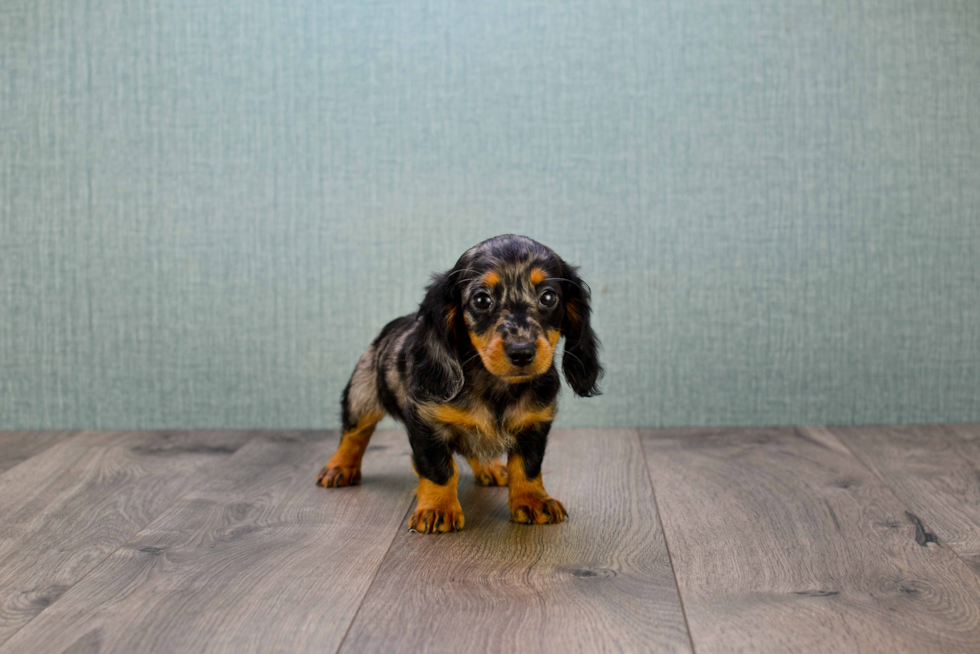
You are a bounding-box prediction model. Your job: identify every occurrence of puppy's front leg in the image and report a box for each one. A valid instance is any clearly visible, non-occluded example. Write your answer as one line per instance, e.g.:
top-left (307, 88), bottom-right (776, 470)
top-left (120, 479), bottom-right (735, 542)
top-left (407, 429), bottom-right (464, 534)
top-left (508, 423), bottom-right (567, 525)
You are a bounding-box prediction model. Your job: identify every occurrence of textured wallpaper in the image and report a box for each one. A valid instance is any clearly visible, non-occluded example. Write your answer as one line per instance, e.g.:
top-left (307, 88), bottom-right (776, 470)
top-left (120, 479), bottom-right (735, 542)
top-left (2, 0), bottom-right (978, 429)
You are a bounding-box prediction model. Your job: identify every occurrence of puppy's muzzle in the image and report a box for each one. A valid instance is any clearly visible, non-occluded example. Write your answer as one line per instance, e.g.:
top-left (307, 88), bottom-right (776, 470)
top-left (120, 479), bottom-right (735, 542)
top-left (504, 341), bottom-right (536, 368)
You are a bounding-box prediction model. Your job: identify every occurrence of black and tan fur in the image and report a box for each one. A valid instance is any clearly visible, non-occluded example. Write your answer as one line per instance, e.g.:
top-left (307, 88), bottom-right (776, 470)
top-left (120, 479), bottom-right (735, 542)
top-left (316, 235), bottom-right (602, 534)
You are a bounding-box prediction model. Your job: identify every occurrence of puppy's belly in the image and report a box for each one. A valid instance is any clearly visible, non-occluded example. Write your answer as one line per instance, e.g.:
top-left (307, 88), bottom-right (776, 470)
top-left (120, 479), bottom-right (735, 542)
top-left (451, 427), bottom-right (516, 463)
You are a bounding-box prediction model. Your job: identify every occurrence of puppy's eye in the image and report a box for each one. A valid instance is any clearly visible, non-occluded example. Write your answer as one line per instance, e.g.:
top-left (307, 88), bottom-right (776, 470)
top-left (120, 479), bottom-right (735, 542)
top-left (472, 292), bottom-right (493, 312)
top-left (539, 290), bottom-right (558, 308)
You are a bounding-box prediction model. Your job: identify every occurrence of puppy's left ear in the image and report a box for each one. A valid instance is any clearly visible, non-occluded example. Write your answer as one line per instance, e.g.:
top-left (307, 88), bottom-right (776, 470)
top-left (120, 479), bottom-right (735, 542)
top-left (408, 269), bottom-right (465, 403)
top-left (559, 260), bottom-right (603, 397)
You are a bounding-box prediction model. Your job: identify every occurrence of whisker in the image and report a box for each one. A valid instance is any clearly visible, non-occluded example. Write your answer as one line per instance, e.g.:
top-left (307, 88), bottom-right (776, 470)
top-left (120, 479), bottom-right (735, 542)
top-left (447, 267), bottom-right (477, 281)
top-left (547, 277), bottom-right (587, 290)
top-left (459, 351), bottom-right (484, 368)
top-left (560, 347), bottom-right (586, 368)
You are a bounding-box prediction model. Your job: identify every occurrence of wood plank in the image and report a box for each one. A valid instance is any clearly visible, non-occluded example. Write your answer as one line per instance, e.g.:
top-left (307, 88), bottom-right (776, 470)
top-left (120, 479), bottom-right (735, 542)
top-left (642, 426), bottom-right (980, 653)
top-left (0, 430), bottom-right (255, 646)
top-left (341, 429), bottom-right (692, 654)
top-left (0, 431), bottom-right (77, 474)
top-left (0, 430), bottom-right (418, 654)
top-left (830, 423), bottom-right (980, 575)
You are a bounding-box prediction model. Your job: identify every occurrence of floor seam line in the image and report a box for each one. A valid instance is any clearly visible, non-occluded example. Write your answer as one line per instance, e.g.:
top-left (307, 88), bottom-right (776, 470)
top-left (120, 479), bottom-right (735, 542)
top-left (334, 488), bottom-right (416, 653)
top-left (636, 428), bottom-right (698, 654)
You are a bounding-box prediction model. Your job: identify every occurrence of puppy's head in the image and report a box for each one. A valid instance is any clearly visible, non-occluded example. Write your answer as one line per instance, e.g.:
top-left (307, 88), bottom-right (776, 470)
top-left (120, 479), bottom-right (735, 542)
top-left (413, 234), bottom-right (602, 401)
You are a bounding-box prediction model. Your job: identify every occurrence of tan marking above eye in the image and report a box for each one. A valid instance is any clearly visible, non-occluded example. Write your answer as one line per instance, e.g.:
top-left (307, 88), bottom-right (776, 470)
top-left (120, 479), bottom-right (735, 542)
top-left (530, 268), bottom-right (547, 285)
top-left (482, 270), bottom-right (500, 287)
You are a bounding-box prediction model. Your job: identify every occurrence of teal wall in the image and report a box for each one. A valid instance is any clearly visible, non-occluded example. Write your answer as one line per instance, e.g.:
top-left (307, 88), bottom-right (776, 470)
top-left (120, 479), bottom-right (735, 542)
top-left (2, 0), bottom-right (978, 430)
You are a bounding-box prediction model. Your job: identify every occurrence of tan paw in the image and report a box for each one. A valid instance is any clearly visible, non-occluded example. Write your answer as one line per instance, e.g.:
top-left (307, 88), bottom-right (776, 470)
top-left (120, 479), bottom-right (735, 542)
top-left (510, 496), bottom-right (567, 525)
top-left (473, 460), bottom-right (509, 487)
top-left (408, 505), bottom-right (465, 534)
top-left (316, 465), bottom-right (361, 488)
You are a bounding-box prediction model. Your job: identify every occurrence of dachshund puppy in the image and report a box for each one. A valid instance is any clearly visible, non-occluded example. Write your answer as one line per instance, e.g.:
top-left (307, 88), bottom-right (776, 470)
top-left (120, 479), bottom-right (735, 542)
top-left (315, 234), bottom-right (602, 534)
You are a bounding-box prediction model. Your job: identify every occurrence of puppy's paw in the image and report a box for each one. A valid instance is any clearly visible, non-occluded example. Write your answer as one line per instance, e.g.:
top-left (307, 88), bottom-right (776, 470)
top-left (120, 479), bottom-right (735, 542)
top-left (510, 496), bottom-right (567, 525)
top-left (473, 460), bottom-right (509, 487)
top-left (408, 505), bottom-right (465, 534)
top-left (316, 465), bottom-right (361, 488)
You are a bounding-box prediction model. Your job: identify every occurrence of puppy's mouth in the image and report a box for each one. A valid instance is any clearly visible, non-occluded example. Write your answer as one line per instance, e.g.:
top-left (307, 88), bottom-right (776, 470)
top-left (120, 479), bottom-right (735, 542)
top-left (467, 330), bottom-right (559, 384)
top-left (500, 373), bottom-right (536, 383)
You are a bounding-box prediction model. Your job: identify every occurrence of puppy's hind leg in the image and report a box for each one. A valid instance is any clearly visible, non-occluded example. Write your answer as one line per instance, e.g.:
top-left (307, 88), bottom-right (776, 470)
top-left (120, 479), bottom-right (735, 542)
top-left (467, 457), bottom-right (509, 486)
top-left (317, 349), bottom-right (385, 488)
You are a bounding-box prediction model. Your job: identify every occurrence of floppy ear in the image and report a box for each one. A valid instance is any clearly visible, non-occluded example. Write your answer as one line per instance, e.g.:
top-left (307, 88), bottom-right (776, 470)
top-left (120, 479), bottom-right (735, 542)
top-left (408, 270), bottom-right (465, 403)
top-left (559, 262), bottom-right (603, 397)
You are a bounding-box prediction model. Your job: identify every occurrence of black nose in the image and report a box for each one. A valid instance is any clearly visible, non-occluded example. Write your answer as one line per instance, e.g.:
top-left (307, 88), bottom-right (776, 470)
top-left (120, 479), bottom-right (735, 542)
top-left (505, 342), bottom-right (536, 367)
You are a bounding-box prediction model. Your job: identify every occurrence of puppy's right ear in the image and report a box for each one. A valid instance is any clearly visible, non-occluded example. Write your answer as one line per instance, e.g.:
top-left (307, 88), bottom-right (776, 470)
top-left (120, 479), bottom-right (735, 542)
top-left (408, 269), bottom-right (465, 403)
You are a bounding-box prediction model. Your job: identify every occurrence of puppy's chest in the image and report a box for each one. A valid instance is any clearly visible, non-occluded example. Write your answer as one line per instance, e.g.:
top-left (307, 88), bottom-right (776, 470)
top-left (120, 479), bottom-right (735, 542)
top-left (421, 397), bottom-right (554, 460)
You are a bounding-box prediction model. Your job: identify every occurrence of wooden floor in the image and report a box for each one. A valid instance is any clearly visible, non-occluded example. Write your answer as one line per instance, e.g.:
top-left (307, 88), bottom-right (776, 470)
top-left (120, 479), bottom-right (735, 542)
top-left (1, 426), bottom-right (979, 653)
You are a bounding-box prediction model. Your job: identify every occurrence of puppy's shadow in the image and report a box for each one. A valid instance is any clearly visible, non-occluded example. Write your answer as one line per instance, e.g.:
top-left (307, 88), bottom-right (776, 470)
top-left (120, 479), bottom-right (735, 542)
top-left (355, 472), bottom-right (417, 494)
top-left (459, 482), bottom-right (512, 526)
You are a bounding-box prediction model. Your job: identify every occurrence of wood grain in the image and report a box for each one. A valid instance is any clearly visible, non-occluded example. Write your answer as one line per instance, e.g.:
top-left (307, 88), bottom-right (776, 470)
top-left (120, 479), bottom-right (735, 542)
top-left (642, 426), bottom-right (980, 653)
top-left (5, 425), bottom-right (980, 653)
top-left (830, 423), bottom-right (980, 575)
top-left (0, 431), bottom-right (76, 474)
top-left (0, 430), bottom-right (255, 646)
top-left (341, 429), bottom-right (692, 654)
top-left (0, 430), bottom-right (418, 654)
